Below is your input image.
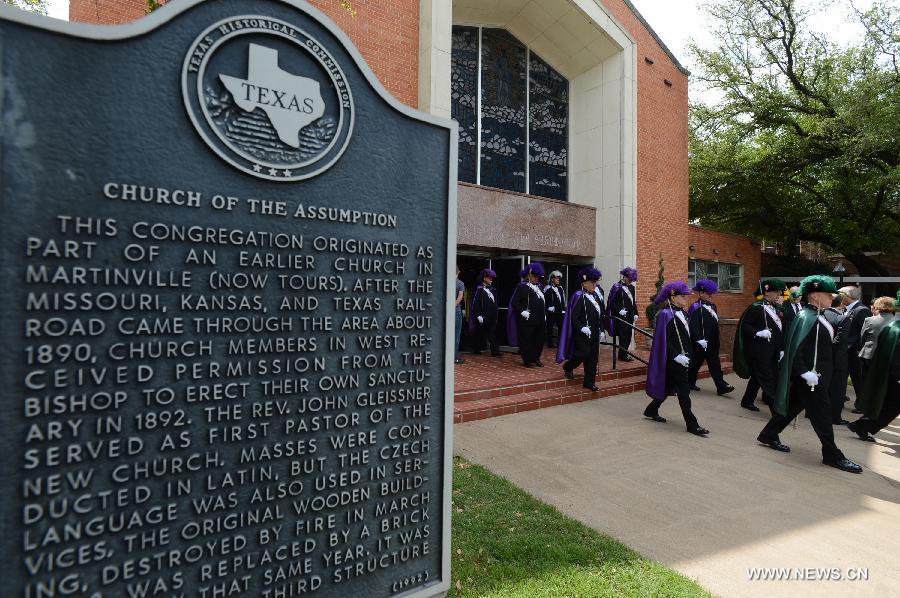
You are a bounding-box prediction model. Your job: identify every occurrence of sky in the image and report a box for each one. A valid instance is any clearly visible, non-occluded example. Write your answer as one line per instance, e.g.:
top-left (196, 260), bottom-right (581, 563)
top-left (628, 0), bottom-right (877, 103)
top-left (42, 0), bottom-right (879, 104)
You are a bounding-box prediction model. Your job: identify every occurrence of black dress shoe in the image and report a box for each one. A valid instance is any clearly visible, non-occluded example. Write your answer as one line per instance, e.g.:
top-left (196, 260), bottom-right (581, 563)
top-left (851, 408), bottom-right (864, 414)
top-left (644, 414), bottom-right (667, 423)
top-left (454, 358), bottom-right (465, 364)
top-left (717, 385), bottom-right (735, 396)
top-left (620, 355), bottom-right (634, 362)
top-left (757, 437), bottom-right (790, 452)
top-left (534, 361), bottom-right (545, 367)
top-left (689, 384), bottom-right (701, 392)
top-left (823, 458), bottom-right (863, 473)
top-left (583, 385), bottom-right (600, 392)
top-left (563, 369), bottom-right (575, 380)
top-left (833, 419), bottom-right (850, 426)
top-left (688, 427), bottom-right (709, 436)
top-left (491, 353), bottom-right (503, 358)
top-left (741, 403), bottom-right (761, 412)
top-left (523, 363), bottom-right (534, 368)
top-left (847, 420), bottom-right (876, 442)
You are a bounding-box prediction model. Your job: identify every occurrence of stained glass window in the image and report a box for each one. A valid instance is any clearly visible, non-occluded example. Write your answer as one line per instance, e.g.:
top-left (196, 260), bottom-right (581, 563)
top-left (529, 53), bottom-right (568, 200)
top-left (479, 29), bottom-right (527, 193)
top-left (449, 26), bottom-right (568, 200)
top-left (451, 26), bottom-right (479, 184)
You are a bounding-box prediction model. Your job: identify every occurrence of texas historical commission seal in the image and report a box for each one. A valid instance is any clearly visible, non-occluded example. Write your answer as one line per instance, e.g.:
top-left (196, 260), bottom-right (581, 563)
top-left (183, 16), bottom-right (354, 181)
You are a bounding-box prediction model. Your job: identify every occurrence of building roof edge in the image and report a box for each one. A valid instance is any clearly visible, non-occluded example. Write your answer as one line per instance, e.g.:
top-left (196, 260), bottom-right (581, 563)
top-left (620, 0), bottom-right (691, 76)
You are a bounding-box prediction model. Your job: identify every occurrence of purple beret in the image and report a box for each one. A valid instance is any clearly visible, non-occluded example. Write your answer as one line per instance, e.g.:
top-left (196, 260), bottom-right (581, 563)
top-left (577, 267), bottom-right (602, 282)
top-left (620, 267), bottom-right (638, 281)
top-left (479, 269), bottom-right (497, 279)
top-left (692, 278), bottom-right (718, 294)
top-left (655, 280), bottom-right (692, 305)
top-left (522, 262), bottom-right (545, 278)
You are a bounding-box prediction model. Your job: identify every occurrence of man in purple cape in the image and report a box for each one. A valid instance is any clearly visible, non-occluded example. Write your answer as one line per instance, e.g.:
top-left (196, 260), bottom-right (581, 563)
top-left (507, 262), bottom-right (547, 367)
top-left (644, 280), bottom-right (709, 436)
top-left (557, 267), bottom-right (605, 391)
top-left (468, 269), bottom-right (501, 357)
top-left (687, 279), bottom-right (735, 396)
top-left (607, 267), bottom-right (639, 361)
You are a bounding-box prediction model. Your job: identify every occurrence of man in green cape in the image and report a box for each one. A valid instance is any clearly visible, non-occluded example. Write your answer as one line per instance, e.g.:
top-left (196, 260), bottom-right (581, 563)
top-left (735, 279), bottom-right (787, 412)
top-left (847, 317), bottom-right (900, 442)
top-left (756, 275), bottom-right (863, 474)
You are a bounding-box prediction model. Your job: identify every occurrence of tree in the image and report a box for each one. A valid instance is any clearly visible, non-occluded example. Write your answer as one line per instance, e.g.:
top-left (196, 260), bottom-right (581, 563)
top-left (689, 0), bottom-right (899, 275)
top-left (1, 0), bottom-right (47, 14)
top-left (645, 253), bottom-right (665, 329)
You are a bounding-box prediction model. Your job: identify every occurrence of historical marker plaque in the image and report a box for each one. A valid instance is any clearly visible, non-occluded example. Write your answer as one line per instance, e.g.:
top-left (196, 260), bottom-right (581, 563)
top-left (0, 1), bottom-right (455, 596)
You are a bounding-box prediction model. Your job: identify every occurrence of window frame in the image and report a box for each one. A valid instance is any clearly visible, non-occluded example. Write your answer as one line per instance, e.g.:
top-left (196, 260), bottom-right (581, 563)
top-left (451, 25), bottom-right (569, 201)
top-left (688, 259), bottom-right (744, 292)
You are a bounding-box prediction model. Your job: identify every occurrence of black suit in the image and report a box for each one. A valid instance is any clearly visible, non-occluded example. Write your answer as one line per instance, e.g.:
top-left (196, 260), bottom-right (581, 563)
top-left (846, 301), bottom-right (872, 407)
top-left (611, 283), bottom-right (637, 358)
top-left (740, 302), bottom-right (786, 411)
top-left (563, 293), bottom-right (603, 388)
top-left (824, 307), bottom-right (850, 422)
top-left (783, 300), bottom-right (802, 332)
top-left (512, 283), bottom-right (546, 365)
top-left (472, 285), bottom-right (500, 356)
top-left (544, 284), bottom-right (566, 347)
top-left (759, 309), bottom-right (846, 462)
top-left (644, 312), bottom-right (701, 431)
top-left (688, 301), bottom-right (729, 392)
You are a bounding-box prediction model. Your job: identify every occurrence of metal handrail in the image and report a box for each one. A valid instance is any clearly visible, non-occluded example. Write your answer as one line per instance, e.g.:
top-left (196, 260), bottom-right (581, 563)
top-left (605, 315), bottom-right (654, 369)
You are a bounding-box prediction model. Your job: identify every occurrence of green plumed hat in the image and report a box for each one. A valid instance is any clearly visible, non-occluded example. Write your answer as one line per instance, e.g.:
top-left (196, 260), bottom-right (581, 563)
top-left (756, 278), bottom-right (787, 295)
top-left (789, 289), bottom-right (802, 299)
top-left (799, 274), bottom-right (838, 296)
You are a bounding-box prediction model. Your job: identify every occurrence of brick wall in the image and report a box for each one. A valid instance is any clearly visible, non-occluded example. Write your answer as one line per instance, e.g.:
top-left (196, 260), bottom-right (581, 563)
top-left (688, 225), bottom-right (761, 318)
top-left (597, 0), bottom-right (690, 326)
top-left (68, 0), bottom-right (419, 108)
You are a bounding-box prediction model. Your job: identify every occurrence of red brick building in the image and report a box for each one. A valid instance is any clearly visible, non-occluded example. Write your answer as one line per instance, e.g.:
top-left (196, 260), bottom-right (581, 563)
top-left (69, 0), bottom-right (759, 336)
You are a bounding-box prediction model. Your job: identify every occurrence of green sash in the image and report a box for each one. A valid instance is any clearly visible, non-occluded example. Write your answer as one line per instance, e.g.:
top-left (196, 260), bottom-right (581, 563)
top-left (773, 307), bottom-right (818, 417)
top-left (856, 319), bottom-right (900, 419)
top-left (733, 301), bottom-right (764, 379)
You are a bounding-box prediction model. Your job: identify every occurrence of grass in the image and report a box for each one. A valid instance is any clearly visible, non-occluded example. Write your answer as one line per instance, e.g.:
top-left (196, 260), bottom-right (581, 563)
top-left (449, 457), bottom-right (711, 597)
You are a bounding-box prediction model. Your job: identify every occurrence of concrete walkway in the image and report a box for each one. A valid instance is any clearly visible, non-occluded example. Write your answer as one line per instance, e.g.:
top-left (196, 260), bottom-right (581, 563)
top-left (455, 374), bottom-right (900, 598)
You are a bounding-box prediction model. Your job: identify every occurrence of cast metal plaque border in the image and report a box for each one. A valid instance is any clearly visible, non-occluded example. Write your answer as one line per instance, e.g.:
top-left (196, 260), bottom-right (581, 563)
top-left (0, 1), bottom-right (458, 597)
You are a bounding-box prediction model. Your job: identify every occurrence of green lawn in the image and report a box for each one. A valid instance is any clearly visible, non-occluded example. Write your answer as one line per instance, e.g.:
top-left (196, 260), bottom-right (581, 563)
top-left (449, 457), bottom-right (710, 597)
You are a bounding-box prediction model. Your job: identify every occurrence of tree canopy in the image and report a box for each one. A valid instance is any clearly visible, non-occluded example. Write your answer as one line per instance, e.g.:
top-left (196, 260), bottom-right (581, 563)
top-left (1, 0), bottom-right (47, 15)
top-left (689, 0), bottom-right (899, 275)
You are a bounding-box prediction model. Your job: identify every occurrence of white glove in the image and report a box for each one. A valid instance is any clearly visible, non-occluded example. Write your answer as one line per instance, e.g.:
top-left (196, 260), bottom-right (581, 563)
top-left (561, 310), bottom-right (566, 315)
top-left (618, 309), bottom-right (627, 317)
top-left (580, 326), bottom-right (591, 337)
top-left (548, 306), bottom-right (555, 313)
top-left (674, 354), bottom-right (690, 368)
top-left (633, 314), bottom-right (640, 321)
top-left (755, 329), bottom-right (773, 339)
top-left (778, 351), bottom-right (784, 362)
top-left (599, 331), bottom-right (606, 341)
top-left (800, 371), bottom-right (819, 387)
top-left (521, 310), bottom-right (530, 320)
top-left (697, 339), bottom-right (708, 350)
top-left (477, 316), bottom-right (484, 324)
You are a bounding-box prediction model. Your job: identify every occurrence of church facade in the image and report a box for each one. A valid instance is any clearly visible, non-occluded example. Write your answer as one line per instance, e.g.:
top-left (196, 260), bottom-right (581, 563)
top-left (70, 0), bottom-right (760, 327)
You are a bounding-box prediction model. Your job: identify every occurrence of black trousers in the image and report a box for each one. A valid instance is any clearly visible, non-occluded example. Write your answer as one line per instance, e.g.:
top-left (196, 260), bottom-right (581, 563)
top-left (616, 325), bottom-right (633, 357)
top-left (475, 320), bottom-right (500, 356)
top-left (759, 378), bottom-right (845, 462)
top-left (518, 321), bottom-right (546, 365)
top-left (849, 351), bottom-right (865, 408)
top-left (563, 333), bottom-right (600, 388)
top-left (644, 364), bottom-right (700, 430)
top-left (855, 381), bottom-right (900, 435)
top-left (741, 351), bottom-right (778, 407)
top-left (546, 312), bottom-right (564, 347)
top-left (688, 344), bottom-right (728, 390)
top-left (829, 364), bottom-right (849, 423)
